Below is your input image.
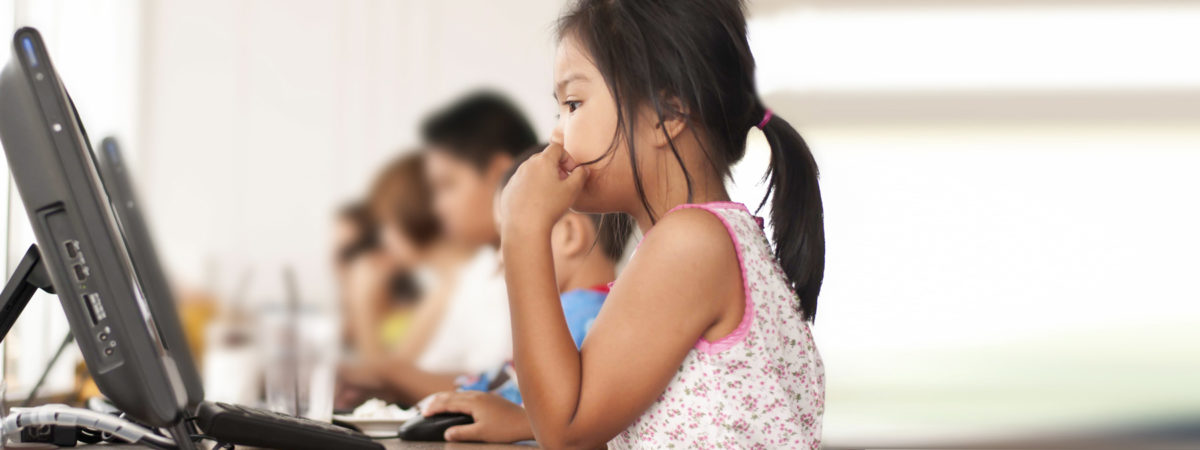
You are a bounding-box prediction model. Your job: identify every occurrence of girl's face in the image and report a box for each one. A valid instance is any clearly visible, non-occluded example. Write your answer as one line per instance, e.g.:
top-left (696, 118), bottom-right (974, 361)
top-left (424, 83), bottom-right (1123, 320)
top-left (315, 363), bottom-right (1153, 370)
top-left (552, 34), bottom-right (658, 215)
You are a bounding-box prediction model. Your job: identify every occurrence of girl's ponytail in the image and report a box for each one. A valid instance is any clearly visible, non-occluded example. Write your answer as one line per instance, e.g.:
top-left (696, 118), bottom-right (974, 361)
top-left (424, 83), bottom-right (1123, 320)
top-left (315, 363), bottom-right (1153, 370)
top-left (757, 108), bottom-right (825, 322)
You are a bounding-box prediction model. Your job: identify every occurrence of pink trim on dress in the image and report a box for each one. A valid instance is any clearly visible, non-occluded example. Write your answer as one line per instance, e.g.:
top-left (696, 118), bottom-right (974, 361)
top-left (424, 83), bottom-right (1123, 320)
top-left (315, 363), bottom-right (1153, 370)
top-left (630, 202), bottom-right (752, 252)
top-left (688, 201), bottom-right (750, 212)
top-left (664, 202), bottom-right (756, 354)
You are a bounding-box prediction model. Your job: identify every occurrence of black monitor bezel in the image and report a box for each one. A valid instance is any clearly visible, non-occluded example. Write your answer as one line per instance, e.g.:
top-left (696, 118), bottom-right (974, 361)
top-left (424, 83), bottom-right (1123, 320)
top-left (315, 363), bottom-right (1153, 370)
top-left (0, 27), bottom-right (187, 426)
top-left (96, 136), bottom-right (205, 410)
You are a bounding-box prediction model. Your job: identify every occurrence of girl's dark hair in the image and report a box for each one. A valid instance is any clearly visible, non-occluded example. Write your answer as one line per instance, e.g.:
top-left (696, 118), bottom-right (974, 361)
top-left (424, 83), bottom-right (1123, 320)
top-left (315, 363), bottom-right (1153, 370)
top-left (559, 0), bottom-right (825, 320)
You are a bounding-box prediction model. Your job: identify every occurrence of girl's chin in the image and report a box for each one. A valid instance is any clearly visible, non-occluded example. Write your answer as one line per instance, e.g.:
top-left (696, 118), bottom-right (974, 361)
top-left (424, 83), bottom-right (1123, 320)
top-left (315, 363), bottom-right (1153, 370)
top-left (569, 194), bottom-right (606, 215)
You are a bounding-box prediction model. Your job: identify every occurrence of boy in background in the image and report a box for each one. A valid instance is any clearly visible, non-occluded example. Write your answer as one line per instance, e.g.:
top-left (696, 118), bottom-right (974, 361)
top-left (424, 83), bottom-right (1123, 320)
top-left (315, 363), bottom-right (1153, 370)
top-left (415, 91), bottom-right (538, 375)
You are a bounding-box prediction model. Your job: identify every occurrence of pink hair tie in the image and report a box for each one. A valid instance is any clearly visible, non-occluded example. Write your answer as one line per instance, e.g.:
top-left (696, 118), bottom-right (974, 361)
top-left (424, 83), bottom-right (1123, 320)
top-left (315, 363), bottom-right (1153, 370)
top-left (756, 109), bottom-right (773, 129)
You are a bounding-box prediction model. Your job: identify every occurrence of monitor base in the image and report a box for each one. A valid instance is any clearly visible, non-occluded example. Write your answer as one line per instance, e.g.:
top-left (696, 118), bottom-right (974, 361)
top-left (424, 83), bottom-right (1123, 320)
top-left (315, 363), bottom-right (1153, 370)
top-left (0, 244), bottom-right (200, 450)
top-left (0, 244), bottom-right (54, 342)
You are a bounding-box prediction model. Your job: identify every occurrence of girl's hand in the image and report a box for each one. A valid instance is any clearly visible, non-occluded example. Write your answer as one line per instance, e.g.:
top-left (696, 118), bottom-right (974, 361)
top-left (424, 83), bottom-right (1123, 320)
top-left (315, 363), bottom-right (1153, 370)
top-left (420, 391), bottom-right (533, 443)
top-left (499, 142), bottom-right (588, 238)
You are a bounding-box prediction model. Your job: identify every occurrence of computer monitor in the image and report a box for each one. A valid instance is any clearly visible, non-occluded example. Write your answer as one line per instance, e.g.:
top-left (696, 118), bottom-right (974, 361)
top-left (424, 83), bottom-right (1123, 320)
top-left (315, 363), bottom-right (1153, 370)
top-left (0, 27), bottom-right (188, 427)
top-left (96, 136), bottom-right (204, 410)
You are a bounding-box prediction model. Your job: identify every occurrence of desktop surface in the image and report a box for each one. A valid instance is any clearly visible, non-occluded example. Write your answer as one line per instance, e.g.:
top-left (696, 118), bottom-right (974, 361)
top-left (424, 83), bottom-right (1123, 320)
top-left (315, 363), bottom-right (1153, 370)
top-left (66, 440), bottom-right (528, 449)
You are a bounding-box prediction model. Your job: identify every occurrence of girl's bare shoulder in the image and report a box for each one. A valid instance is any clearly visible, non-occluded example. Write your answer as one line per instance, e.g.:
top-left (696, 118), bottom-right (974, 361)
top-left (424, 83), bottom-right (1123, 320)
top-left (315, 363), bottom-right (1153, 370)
top-left (625, 207), bottom-right (740, 292)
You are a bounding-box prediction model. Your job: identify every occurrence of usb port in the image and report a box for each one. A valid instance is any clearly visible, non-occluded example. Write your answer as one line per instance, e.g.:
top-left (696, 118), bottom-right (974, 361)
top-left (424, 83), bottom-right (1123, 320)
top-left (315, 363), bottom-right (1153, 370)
top-left (72, 263), bottom-right (89, 282)
top-left (83, 293), bottom-right (105, 324)
top-left (63, 240), bottom-right (81, 259)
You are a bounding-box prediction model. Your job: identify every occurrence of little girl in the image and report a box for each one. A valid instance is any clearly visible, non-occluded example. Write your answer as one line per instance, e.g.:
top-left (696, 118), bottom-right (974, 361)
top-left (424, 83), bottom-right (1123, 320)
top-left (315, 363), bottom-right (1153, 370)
top-left (499, 0), bottom-right (825, 448)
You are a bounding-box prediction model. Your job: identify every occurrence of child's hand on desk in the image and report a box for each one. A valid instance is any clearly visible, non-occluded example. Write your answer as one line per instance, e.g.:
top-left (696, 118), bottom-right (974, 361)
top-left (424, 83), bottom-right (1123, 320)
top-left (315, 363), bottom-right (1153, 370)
top-left (421, 391), bottom-right (533, 443)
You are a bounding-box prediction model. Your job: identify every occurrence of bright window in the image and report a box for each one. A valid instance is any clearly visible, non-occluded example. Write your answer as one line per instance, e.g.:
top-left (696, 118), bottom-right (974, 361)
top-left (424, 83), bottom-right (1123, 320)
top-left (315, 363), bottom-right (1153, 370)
top-left (737, 2), bottom-right (1200, 446)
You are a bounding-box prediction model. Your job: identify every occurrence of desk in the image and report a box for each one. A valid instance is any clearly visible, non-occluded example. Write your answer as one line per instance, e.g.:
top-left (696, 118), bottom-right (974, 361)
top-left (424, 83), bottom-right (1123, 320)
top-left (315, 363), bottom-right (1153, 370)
top-left (378, 441), bottom-right (527, 449)
top-left (66, 440), bottom-right (527, 449)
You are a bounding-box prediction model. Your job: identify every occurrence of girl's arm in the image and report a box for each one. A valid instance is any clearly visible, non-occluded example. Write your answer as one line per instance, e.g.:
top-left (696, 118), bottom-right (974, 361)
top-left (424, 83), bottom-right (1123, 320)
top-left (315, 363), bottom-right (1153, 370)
top-left (500, 145), bottom-right (741, 448)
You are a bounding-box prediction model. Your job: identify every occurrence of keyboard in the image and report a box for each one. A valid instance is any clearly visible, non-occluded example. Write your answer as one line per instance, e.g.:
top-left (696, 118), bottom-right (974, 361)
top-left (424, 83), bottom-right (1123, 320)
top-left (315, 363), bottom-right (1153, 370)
top-left (194, 401), bottom-right (384, 450)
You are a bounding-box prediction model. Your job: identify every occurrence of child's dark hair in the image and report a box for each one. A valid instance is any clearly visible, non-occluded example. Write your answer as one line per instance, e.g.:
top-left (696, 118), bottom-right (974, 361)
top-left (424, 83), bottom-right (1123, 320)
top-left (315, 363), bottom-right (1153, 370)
top-left (559, 0), bottom-right (825, 320)
top-left (502, 146), bottom-right (633, 263)
top-left (421, 90), bottom-right (539, 170)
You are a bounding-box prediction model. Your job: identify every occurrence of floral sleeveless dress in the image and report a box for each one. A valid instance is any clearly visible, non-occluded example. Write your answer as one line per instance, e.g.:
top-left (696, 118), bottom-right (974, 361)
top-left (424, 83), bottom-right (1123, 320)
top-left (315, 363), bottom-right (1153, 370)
top-left (609, 202), bottom-right (825, 450)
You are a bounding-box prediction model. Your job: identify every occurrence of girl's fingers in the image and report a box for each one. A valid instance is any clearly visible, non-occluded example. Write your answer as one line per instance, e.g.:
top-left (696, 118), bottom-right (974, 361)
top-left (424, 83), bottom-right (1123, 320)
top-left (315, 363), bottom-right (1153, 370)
top-left (558, 147), bottom-right (580, 174)
top-left (564, 163), bottom-right (588, 191)
top-left (443, 423), bottom-right (485, 442)
top-left (420, 394), bottom-right (445, 416)
top-left (421, 392), bottom-right (453, 416)
top-left (538, 143), bottom-right (568, 179)
top-left (541, 141), bottom-right (564, 162)
top-left (422, 392), bottom-right (474, 416)
top-left (538, 142), bottom-right (583, 182)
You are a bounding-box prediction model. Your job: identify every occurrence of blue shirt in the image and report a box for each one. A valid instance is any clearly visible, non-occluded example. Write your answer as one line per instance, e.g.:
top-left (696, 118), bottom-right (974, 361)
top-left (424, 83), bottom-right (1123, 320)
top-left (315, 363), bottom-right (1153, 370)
top-left (456, 286), bottom-right (609, 404)
top-left (559, 286), bottom-right (608, 349)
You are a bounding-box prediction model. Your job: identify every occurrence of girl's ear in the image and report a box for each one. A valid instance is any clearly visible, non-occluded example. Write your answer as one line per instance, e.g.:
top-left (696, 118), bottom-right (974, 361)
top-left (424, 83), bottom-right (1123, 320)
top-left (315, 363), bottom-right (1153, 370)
top-left (549, 216), bottom-right (570, 253)
top-left (651, 96), bottom-right (689, 149)
top-left (557, 213), bottom-right (593, 257)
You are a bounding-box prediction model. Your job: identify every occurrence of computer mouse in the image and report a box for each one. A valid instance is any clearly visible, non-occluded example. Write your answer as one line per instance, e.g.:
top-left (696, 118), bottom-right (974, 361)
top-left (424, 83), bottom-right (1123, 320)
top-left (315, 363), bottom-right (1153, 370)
top-left (397, 413), bottom-right (474, 441)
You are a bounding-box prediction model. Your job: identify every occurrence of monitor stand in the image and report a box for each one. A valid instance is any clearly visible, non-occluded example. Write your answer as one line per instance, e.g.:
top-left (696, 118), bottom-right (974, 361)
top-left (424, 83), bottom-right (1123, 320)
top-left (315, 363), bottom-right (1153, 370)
top-left (0, 244), bottom-right (55, 342)
top-left (0, 244), bottom-right (199, 450)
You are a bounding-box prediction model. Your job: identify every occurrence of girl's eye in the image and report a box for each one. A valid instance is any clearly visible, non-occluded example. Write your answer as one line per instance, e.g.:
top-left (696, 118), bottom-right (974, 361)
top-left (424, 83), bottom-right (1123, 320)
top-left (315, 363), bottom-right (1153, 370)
top-left (564, 100), bottom-right (581, 113)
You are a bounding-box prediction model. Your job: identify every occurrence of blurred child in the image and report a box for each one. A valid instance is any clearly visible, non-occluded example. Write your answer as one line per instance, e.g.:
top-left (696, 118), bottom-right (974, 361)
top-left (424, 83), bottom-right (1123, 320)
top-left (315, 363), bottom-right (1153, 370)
top-left (336, 153), bottom-right (478, 409)
top-left (361, 152), bottom-right (478, 360)
top-left (415, 91), bottom-right (537, 374)
top-left (496, 0), bottom-right (827, 447)
top-left (419, 149), bottom-right (632, 443)
top-left (331, 202), bottom-right (379, 286)
top-left (339, 93), bottom-right (541, 407)
top-left (336, 154), bottom-right (440, 360)
top-left (332, 201), bottom-right (405, 410)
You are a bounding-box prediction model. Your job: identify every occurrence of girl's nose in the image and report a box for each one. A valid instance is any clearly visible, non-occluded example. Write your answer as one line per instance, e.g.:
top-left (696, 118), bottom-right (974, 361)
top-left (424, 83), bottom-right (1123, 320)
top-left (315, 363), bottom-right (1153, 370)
top-left (550, 123), bottom-right (565, 146)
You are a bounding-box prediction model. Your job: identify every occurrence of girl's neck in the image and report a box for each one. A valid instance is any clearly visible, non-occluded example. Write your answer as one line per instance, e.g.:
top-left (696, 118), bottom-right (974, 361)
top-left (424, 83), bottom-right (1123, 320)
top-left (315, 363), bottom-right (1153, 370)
top-left (629, 172), bottom-right (730, 234)
top-left (625, 127), bottom-right (732, 233)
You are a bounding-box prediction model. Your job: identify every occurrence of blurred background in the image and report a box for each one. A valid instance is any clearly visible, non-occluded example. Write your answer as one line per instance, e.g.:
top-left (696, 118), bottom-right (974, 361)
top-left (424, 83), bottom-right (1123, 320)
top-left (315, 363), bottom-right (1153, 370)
top-left (0, 0), bottom-right (1198, 447)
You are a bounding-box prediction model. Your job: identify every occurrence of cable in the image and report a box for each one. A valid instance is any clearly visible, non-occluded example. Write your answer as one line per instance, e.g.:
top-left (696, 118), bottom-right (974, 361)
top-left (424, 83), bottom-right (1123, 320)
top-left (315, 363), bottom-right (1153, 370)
top-left (22, 331), bottom-right (75, 407)
top-left (2, 404), bottom-right (177, 448)
top-left (191, 434), bottom-right (236, 449)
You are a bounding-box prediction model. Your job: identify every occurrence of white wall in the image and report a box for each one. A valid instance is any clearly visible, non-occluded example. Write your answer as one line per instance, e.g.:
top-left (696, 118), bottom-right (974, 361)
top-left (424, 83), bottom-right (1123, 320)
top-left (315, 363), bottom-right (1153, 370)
top-left (138, 0), bottom-right (562, 303)
top-left (734, 2), bottom-right (1200, 444)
